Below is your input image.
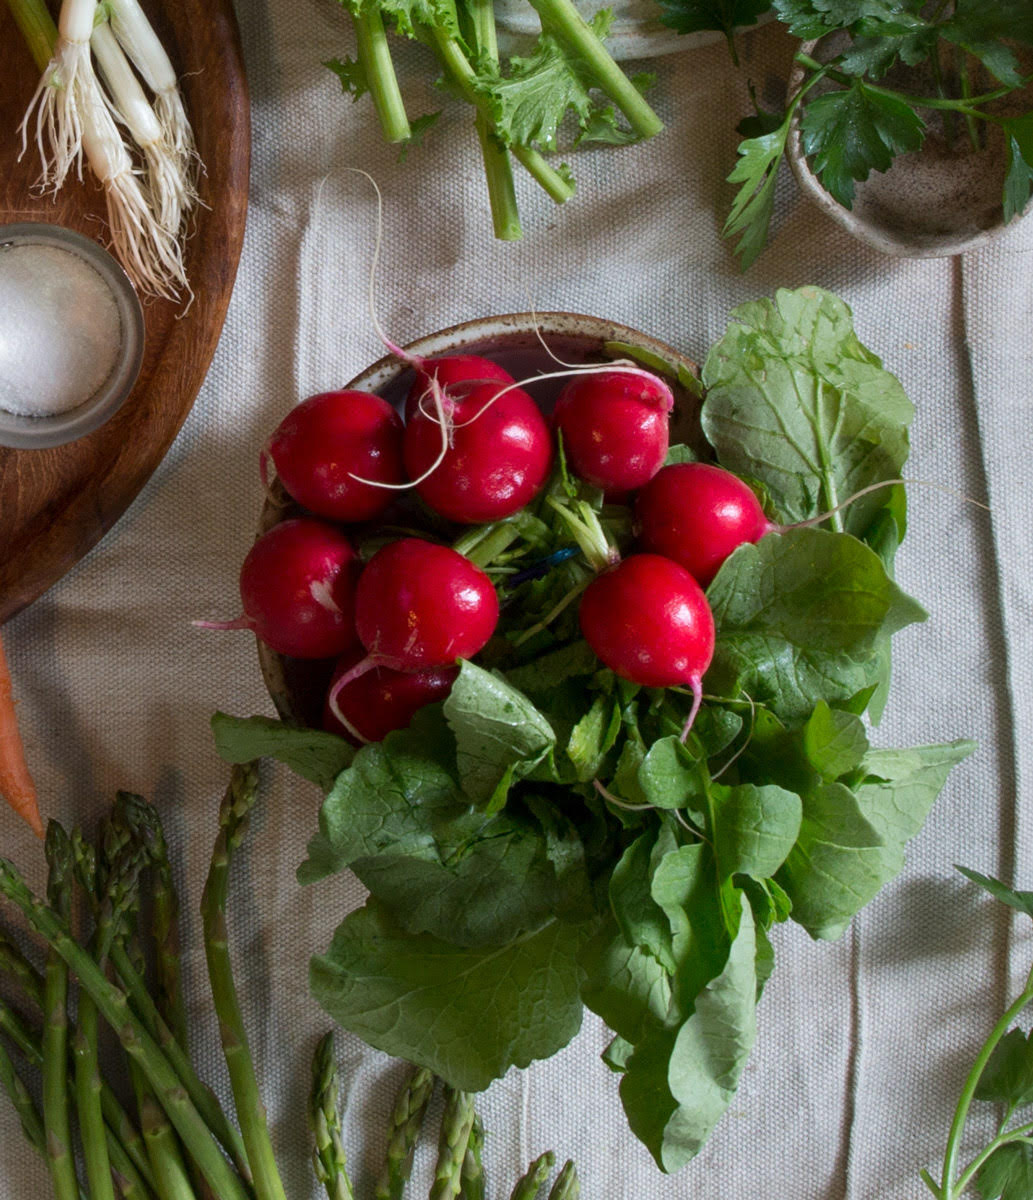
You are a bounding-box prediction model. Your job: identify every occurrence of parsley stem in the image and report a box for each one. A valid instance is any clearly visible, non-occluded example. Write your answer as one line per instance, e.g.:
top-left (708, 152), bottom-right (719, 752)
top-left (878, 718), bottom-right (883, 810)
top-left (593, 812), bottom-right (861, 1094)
top-left (952, 1119), bottom-right (1033, 1197)
top-left (937, 965), bottom-right (1033, 1199)
top-left (793, 54), bottom-right (1033, 120)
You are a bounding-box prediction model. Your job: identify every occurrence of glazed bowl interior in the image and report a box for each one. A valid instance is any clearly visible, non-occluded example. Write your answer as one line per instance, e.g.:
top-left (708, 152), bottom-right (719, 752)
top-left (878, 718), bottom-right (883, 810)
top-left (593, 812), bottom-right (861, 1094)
top-left (257, 311), bottom-right (703, 729)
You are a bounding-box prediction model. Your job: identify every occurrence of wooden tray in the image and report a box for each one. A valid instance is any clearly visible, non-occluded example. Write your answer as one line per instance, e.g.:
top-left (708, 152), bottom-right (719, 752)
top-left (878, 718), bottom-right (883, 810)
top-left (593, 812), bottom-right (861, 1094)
top-left (0, 0), bottom-right (250, 623)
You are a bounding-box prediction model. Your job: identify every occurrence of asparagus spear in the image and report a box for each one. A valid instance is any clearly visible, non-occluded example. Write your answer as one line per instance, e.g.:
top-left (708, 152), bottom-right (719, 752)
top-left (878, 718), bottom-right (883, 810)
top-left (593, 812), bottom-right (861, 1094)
top-left (147, 804), bottom-right (189, 1052)
top-left (201, 762), bottom-right (287, 1200)
top-left (0, 855), bottom-right (251, 1200)
top-left (309, 1031), bottom-right (355, 1200)
top-left (509, 1151), bottom-right (555, 1200)
top-left (374, 1065), bottom-right (435, 1200)
top-left (546, 1160), bottom-right (579, 1200)
top-left (0, 928), bottom-right (44, 1005)
top-left (42, 822), bottom-right (80, 1200)
top-left (458, 1112), bottom-right (485, 1200)
top-left (0, 988), bottom-right (157, 1191)
top-left (0, 1034), bottom-right (48, 1161)
top-left (430, 1086), bottom-right (477, 1200)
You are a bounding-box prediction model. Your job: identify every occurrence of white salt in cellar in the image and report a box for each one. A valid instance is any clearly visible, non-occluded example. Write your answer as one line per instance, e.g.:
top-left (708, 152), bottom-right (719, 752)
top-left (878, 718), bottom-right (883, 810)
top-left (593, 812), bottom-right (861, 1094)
top-left (0, 242), bottom-right (122, 417)
top-left (0, 224), bottom-right (144, 449)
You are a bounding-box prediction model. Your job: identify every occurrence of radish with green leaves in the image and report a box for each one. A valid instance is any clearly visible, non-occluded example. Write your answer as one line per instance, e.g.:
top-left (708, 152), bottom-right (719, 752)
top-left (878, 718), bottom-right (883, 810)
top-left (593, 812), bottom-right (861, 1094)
top-left (264, 390), bottom-right (405, 523)
top-left (195, 519), bottom-right (360, 659)
top-left (354, 538), bottom-right (499, 670)
top-left (403, 381), bottom-right (552, 524)
top-left (635, 462), bottom-right (772, 586)
top-left (323, 650), bottom-right (459, 745)
top-left (551, 369), bottom-right (673, 495)
top-left (404, 354), bottom-right (514, 422)
top-left (579, 553), bottom-right (715, 739)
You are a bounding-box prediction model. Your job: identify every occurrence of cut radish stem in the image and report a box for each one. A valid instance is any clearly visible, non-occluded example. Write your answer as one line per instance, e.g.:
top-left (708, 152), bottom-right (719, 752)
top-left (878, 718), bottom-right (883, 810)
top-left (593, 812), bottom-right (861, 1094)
top-left (404, 354), bottom-right (515, 422)
top-left (403, 381), bottom-right (552, 524)
top-left (266, 390), bottom-right (405, 523)
top-left (194, 518), bottom-right (360, 659)
top-left (635, 462), bottom-right (773, 587)
top-left (551, 368), bottom-right (674, 495)
top-left (323, 649), bottom-right (459, 745)
top-left (354, 537), bottom-right (499, 669)
top-left (579, 553), bottom-right (715, 741)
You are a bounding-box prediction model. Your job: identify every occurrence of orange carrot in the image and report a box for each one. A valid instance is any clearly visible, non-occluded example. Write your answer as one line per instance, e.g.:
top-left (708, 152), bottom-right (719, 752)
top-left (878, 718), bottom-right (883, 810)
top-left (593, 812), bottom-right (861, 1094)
top-left (0, 632), bottom-right (44, 839)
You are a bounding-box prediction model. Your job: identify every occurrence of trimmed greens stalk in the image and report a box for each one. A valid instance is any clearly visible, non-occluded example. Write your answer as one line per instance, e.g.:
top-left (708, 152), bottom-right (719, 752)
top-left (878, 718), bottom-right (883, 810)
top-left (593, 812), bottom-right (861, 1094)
top-left (525, 0), bottom-right (662, 138)
top-left (43, 822), bottom-right (79, 1200)
top-left (458, 1112), bottom-right (485, 1200)
top-left (0, 857), bottom-right (251, 1200)
top-left (464, 0), bottom-right (521, 240)
top-left (200, 762), bottom-right (288, 1200)
top-left (430, 1086), bottom-right (477, 1200)
top-left (374, 1065), bottom-right (435, 1200)
top-left (309, 1032), bottom-right (355, 1200)
top-left (509, 1151), bottom-right (555, 1200)
top-left (421, 25), bottom-right (575, 205)
top-left (351, 9), bottom-right (411, 143)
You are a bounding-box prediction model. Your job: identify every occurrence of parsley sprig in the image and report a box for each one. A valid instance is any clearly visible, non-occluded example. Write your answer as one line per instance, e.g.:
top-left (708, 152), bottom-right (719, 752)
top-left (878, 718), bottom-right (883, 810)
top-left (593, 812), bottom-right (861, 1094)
top-left (717, 0), bottom-right (1033, 267)
top-left (924, 869), bottom-right (1033, 1200)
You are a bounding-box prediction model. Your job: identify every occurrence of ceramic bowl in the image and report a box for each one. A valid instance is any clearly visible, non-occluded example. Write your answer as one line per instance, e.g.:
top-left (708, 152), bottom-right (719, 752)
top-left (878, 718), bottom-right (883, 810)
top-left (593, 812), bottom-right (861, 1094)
top-left (257, 310), bottom-right (703, 728)
top-left (786, 39), bottom-right (1033, 257)
top-left (0, 223), bottom-right (144, 450)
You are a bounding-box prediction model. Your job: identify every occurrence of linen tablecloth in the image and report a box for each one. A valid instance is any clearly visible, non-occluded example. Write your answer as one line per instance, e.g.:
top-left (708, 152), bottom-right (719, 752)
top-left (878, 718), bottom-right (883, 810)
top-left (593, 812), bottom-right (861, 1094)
top-left (3, 4), bottom-right (1032, 1196)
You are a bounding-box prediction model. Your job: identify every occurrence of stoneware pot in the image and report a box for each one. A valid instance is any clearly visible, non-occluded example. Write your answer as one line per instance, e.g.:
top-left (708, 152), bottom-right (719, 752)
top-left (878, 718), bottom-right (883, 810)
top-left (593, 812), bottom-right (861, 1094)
top-left (786, 38), bottom-right (1033, 257)
top-left (256, 310), bottom-right (702, 729)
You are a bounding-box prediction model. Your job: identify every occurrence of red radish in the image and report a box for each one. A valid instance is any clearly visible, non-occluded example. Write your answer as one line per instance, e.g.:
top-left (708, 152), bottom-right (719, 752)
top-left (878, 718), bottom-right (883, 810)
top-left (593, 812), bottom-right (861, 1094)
top-left (404, 354), bottom-right (514, 422)
top-left (323, 649), bottom-right (459, 744)
top-left (579, 553), bottom-right (715, 740)
top-left (551, 368), bottom-right (673, 495)
top-left (355, 538), bottom-right (499, 669)
top-left (195, 518), bottom-right (360, 659)
top-left (403, 381), bottom-right (552, 524)
top-left (265, 390), bottom-right (405, 523)
top-left (635, 462), bottom-right (772, 587)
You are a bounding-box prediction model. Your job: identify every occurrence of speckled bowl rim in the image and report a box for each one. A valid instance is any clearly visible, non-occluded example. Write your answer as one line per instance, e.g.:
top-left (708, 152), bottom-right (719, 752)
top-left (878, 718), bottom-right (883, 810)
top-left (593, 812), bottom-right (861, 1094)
top-left (0, 223), bottom-right (145, 450)
top-left (256, 310), bottom-right (702, 726)
top-left (785, 42), bottom-right (1032, 258)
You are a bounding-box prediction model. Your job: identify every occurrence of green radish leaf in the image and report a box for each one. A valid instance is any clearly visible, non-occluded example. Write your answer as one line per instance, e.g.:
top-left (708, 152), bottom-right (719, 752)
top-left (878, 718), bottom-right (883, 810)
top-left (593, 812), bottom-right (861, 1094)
top-left (567, 694), bottom-right (621, 781)
top-left (618, 894), bottom-right (757, 1173)
top-left (638, 736), bottom-right (706, 816)
top-left (444, 660), bottom-right (556, 809)
top-left (211, 712), bottom-right (354, 790)
top-left (712, 782), bottom-right (802, 881)
top-left (701, 287), bottom-right (914, 540)
top-left (802, 700), bottom-right (870, 779)
top-left (706, 528), bottom-right (926, 723)
top-left (778, 782), bottom-right (887, 940)
top-left (310, 902), bottom-right (591, 1091)
top-left (580, 918), bottom-right (674, 1047)
top-left (325, 55), bottom-right (368, 99)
